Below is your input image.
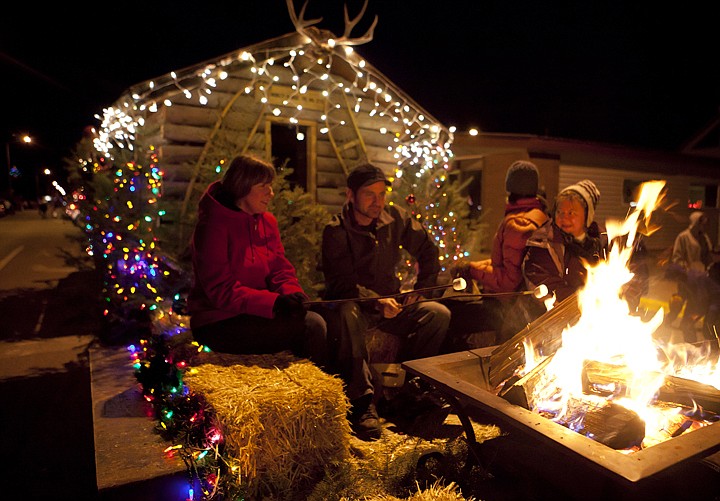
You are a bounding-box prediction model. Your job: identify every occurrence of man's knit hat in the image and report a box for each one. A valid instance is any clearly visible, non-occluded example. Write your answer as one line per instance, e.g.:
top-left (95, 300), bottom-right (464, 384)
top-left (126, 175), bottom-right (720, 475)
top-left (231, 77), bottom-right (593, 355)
top-left (560, 179), bottom-right (600, 226)
top-left (505, 160), bottom-right (539, 196)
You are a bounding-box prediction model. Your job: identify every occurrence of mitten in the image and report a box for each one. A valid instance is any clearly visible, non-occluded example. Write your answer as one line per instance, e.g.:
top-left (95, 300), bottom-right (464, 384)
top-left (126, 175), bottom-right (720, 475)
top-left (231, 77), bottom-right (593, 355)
top-left (273, 292), bottom-right (307, 320)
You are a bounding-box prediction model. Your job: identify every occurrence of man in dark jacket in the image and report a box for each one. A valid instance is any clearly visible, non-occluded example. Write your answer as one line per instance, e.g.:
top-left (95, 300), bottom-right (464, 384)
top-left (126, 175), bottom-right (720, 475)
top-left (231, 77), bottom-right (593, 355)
top-left (320, 163), bottom-right (450, 440)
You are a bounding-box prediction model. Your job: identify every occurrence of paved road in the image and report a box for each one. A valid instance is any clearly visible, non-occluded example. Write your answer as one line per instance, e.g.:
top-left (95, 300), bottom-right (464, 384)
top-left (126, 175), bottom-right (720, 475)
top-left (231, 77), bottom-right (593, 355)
top-left (0, 209), bottom-right (102, 499)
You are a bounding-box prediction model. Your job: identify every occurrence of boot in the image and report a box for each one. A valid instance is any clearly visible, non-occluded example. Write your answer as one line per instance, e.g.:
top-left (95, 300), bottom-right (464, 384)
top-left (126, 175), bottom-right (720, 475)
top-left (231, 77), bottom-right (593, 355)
top-left (349, 394), bottom-right (382, 441)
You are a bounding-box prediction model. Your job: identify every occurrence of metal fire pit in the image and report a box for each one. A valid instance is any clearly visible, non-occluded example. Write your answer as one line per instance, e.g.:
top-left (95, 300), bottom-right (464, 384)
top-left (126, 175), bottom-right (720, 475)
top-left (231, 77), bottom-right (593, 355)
top-left (402, 296), bottom-right (720, 499)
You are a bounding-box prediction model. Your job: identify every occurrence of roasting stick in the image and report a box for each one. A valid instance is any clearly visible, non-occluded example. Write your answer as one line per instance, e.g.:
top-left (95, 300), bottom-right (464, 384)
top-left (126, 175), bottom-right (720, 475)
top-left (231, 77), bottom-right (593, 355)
top-left (303, 281), bottom-right (549, 308)
top-left (399, 283), bottom-right (550, 308)
top-left (302, 277), bottom-right (468, 307)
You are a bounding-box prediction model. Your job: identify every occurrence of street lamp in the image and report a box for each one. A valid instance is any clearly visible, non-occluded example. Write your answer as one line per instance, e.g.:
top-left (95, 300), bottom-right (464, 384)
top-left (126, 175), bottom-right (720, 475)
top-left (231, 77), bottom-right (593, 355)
top-left (5, 133), bottom-right (32, 193)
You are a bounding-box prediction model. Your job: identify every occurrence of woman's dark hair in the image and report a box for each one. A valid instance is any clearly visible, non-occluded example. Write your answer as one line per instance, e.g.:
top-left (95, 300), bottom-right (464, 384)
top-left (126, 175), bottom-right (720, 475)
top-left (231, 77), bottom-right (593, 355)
top-left (221, 155), bottom-right (276, 201)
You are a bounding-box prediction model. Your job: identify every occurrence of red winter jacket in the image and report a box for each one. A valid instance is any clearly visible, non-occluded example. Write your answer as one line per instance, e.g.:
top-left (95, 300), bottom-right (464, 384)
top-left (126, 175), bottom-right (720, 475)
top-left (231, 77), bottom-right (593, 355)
top-left (468, 197), bottom-right (548, 293)
top-left (188, 182), bottom-right (304, 328)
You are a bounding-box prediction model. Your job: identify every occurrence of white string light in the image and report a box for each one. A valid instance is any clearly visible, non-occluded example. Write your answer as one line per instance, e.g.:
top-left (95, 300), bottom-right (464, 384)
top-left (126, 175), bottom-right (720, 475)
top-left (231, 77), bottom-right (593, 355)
top-left (95, 28), bottom-right (454, 175)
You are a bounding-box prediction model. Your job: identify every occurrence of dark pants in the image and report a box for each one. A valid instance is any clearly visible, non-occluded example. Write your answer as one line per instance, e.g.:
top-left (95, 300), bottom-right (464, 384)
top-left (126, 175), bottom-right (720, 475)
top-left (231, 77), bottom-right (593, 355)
top-left (443, 295), bottom-right (546, 352)
top-left (443, 299), bottom-right (503, 351)
top-left (191, 311), bottom-right (328, 367)
top-left (318, 300), bottom-right (450, 402)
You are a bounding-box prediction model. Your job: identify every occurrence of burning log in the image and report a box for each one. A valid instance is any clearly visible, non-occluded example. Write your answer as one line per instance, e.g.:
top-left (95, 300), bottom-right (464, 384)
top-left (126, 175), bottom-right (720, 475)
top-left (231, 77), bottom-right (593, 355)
top-left (581, 360), bottom-right (720, 414)
top-left (580, 360), bottom-right (632, 397)
top-left (498, 356), bottom-right (555, 409)
top-left (498, 357), bottom-right (648, 450)
top-left (581, 402), bottom-right (645, 450)
top-left (489, 292), bottom-right (581, 390)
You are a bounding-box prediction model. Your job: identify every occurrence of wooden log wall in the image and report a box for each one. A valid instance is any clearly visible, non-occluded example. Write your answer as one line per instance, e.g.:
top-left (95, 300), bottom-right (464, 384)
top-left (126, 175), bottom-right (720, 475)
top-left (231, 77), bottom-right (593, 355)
top-left (147, 59), bottom-right (412, 220)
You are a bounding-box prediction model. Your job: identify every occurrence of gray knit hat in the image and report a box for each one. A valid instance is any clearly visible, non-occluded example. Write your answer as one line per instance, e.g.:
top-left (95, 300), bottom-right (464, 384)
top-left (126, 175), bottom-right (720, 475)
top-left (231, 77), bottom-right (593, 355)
top-left (505, 160), bottom-right (539, 196)
top-left (560, 179), bottom-right (600, 226)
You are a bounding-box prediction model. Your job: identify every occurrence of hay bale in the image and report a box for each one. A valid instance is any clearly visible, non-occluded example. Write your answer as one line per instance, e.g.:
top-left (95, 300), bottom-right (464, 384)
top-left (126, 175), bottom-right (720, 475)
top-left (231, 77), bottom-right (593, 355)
top-left (184, 351), bottom-right (352, 497)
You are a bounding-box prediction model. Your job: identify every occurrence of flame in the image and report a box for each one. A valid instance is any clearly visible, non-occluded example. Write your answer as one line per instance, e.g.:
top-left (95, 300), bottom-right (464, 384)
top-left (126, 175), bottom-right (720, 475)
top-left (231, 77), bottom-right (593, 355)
top-left (520, 180), bottom-right (719, 447)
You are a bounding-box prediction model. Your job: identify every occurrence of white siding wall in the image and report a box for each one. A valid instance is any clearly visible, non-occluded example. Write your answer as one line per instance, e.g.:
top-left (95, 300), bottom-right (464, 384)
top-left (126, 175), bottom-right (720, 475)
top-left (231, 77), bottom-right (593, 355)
top-left (558, 165), bottom-right (717, 252)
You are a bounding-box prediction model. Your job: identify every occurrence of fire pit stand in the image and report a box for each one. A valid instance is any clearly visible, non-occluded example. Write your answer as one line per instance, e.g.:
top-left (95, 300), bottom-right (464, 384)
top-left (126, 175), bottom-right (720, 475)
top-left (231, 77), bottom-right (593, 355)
top-left (402, 347), bottom-right (720, 500)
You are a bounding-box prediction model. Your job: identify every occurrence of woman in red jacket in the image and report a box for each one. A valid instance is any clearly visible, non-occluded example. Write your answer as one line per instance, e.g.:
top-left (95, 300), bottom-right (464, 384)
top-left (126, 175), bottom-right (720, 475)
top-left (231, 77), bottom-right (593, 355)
top-left (450, 161), bottom-right (549, 344)
top-left (188, 155), bottom-right (327, 364)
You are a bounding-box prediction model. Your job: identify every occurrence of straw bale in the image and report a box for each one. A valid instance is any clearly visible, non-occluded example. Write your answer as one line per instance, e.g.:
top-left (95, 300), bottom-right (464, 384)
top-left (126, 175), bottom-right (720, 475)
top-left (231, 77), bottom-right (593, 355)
top-left (307, 419), bottom-right (496, 500)
top-left (338, 481), bottom-right (472, 501)
top-left (184, 351), bottom-right (352, 497)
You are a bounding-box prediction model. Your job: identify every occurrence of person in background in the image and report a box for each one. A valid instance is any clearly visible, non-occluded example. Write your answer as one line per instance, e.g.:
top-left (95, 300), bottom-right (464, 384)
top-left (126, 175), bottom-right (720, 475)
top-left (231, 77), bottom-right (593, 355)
top-left (320, 162), bottom-right (450, 441)
top-left (665, 210), bottom-right (717, 342)
top-left (663, 263), bottom-right (720, 344)
top-left (672, 211), bottom-right (713, 273)
top-left (449, 160), bottom-right (549, 344)
top-left (188, 155), bottom-right (327, 366)
top-left (38, 198), bottom-right (49, 218)
top-left (523, 180), bottom-right (606, 304)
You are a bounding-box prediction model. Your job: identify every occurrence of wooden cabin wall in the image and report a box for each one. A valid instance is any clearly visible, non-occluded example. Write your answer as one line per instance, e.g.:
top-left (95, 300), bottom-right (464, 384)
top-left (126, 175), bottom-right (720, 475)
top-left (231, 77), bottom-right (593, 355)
top-left (146, 62), bottom-right (412, 222)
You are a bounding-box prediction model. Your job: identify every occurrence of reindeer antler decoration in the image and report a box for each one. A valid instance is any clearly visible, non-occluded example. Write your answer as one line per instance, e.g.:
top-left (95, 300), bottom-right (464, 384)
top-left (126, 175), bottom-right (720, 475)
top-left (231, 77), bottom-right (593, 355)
top-left (286, 0), bottom-right (378, 48)
top-left (339, 1), bottom-right (378, 46)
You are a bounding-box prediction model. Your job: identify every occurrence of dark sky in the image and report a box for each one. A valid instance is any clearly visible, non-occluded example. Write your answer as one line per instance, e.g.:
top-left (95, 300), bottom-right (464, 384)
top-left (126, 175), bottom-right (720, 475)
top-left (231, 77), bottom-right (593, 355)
top-left (2, 0), bottom-right (719, 193)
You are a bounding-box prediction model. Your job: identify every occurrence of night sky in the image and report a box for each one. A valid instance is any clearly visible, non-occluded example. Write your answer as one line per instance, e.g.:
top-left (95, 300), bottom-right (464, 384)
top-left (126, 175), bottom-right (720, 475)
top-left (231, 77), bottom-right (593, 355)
top-left (2, 0), bottom-right (719, 196)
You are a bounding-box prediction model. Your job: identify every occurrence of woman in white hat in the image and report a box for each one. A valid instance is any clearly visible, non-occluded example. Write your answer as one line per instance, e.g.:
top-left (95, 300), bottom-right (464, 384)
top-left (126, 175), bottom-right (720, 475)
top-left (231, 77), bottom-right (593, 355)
top-left (523, 179), bottom-right (605, 304)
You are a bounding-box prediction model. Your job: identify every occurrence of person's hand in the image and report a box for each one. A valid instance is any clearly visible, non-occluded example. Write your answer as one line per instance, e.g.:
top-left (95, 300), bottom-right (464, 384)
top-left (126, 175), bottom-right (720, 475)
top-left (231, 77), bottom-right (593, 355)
top-left (377, 297), bottom-right (401, 319)
top-left (273, 292), bottom-right (307, 321)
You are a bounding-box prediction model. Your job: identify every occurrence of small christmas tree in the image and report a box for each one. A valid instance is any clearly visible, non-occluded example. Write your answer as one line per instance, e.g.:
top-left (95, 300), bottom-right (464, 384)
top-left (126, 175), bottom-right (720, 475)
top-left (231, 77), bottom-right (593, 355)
top-left (270, 165), bottom-right (331, 299)
top-left (389, 163), bottom-right (480, 289)
top-left (65, 130), bottom-right (188, 344)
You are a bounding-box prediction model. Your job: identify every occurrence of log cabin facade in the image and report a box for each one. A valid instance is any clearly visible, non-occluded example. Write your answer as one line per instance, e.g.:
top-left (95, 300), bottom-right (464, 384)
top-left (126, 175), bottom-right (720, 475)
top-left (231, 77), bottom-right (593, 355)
top-left (92, 1), bottom-right (720, 261)
top-left (95, 13), bottom-right (453, 248)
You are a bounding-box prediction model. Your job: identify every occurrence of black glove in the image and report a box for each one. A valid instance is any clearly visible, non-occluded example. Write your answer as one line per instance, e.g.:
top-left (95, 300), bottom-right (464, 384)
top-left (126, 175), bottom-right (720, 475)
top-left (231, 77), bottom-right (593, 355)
top-left (449, 261), bottom-right (471, 279)
top-left (273, 292), bottom-right (307, 321)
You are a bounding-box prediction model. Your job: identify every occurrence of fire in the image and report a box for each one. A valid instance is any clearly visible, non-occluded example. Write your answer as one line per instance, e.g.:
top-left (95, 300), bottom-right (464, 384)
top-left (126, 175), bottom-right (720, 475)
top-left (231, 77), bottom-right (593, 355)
top-left (519, 180), bottom-right (719, 449)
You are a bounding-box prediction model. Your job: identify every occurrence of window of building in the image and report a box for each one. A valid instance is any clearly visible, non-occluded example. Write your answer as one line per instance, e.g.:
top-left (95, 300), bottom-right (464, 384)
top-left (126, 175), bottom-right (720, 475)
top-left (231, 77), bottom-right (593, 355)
top-left (464, 170), bottom-right (483, 220)
top-left (270, 123), bottom-right (310, 191)
top-left (449, 167), bottom-right (483, 220)
top-left (688, 183), bottom-right (718, 209)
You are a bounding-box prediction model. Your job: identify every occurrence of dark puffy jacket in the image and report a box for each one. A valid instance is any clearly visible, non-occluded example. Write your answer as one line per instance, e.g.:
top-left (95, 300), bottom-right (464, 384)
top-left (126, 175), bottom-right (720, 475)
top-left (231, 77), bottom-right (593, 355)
top-left (523, 221), bottom-right (606, 303)
top-left (321, 203), bottom-right (440, 299)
